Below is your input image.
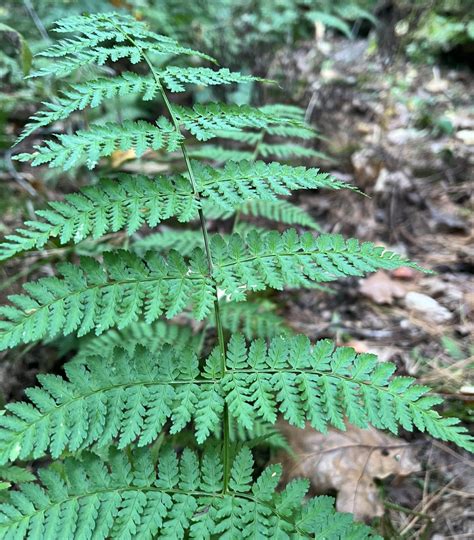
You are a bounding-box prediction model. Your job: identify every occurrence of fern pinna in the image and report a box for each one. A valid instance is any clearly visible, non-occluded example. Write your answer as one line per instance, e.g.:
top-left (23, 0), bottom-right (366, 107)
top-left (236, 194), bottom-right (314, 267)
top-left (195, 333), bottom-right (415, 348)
top-left (0, 12), bottom-right (471, 540)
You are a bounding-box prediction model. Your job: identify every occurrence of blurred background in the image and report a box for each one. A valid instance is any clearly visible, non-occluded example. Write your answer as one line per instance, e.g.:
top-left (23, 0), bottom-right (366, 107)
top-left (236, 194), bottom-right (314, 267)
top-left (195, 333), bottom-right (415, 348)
top-left (0, 1), bottom-right (472, 537)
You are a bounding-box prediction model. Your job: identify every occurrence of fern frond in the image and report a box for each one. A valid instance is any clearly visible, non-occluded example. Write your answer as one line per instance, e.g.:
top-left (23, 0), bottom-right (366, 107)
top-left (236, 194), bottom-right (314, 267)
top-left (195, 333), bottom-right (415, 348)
top-left (17, 73), bottom-right (160, 143)
top-left (173, 103), bottom-right (309, 141)
top-left (218, 299), bottom-right (291, 340)
top-left (0, 446), bottom-right (378, 539)
top-left (193, 159), bottom-right (356, 211)
top-left (1, 336), bottom-right (470, 462)
top-left (161, 66), bottom-right (268, 92)
top-left (244, 199), bottom-right (320, 229)
top-left (0, 230), bottom-right (420, 348)
top-left (188, 144), bottom-right (254, 162)
top-left (259, 142), bottom-right (330, 160)
top-left (227, 416), bottom-right (290, 450)
top-left (210, 228), bottom-right (422, 301)
top-left (78, 298), bottom-right (288, 353)
top-left (0, 175), bottom-right (198, 260)
top-left (260, 104), bottom-right (308, 120)
top-left (0, 162), bottom-right (348, 259)
top-left (15, 118), bottom-right (183, 170)
top-left (0, 345), bottom-right (206, 458)
top-left (206, 199), bottom-right (320, 230)
top-left (219, 335), bottom-right (473, 451)
top-left (18, 69), bottom-right (267, 143)
top-left (132, 230), bottom-right (204, 257)
top-left (0, 249), bottom-right (214, 349)
top-left (76, 322), bottom-right (200, 360)
top-left (29, 13), bottom-right (215, 79)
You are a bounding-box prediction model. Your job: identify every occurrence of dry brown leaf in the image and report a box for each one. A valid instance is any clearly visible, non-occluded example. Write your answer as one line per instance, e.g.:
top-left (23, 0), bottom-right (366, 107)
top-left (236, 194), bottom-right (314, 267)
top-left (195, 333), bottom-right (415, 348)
top-left (110, 148), bottom-right (137, 168)
top-left (359, 270), bottom-right (406, 305)
top-left (277, 422), bottom-right (420, 520)
top-left (391, 266), bottom-right (418, 280)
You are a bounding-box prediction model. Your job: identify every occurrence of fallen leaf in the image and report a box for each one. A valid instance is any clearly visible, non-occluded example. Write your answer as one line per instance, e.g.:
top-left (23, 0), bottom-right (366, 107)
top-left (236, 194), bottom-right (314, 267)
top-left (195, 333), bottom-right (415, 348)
top-left (277, 423), bottom-right (420, 520)
top-left (391, 266), bottom-right (417, 280)
top-left (111, 148), bottom-right (136, 168)
top-left (360, 271), bottom-right (406, 305)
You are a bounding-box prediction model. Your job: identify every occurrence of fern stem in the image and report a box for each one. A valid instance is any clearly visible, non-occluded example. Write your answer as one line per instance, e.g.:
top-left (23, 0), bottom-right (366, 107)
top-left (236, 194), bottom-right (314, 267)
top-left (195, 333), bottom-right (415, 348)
top-left (164, 110), bottom-right (232, 492)
top-left (113, 20), bottom-right (232, 492)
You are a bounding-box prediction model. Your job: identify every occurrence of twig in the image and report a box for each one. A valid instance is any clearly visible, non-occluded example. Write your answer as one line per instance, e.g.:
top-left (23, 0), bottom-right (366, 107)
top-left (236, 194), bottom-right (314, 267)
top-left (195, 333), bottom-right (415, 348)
top-left (4, 149), bottom-right (38, 197)
top-left (23, 0), bottom-right (50, 41)
top-left (400, 477), bottom-right (458, 536)
top-left (384, 501), bottom-right (433, 521)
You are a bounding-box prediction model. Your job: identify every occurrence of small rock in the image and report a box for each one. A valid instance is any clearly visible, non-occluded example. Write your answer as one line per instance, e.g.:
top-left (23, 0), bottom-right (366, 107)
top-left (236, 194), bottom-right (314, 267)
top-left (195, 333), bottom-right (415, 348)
top-left (387, 128), bottom-right (425, 146)
top-left (405, 292), bottom-right (453, 324)
top-left (456, 129), bottom-right (474, 145)
top-left (374, 169), bottom-right (412, 192)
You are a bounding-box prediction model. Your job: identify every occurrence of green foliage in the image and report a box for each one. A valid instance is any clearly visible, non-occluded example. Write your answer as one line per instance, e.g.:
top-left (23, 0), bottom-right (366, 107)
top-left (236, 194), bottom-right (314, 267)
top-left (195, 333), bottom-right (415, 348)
top-left (0, 336), bottom-right (470, 466)
top-left (0, 162), bottom-right (350, 260)
top-left (0, 11), bottom-right (470, 539)
top-left (0, 446), bottom-right (379, 539)
top-left (17, 69), bottom-right (267, 144)
top-left (15, 119), bottom-right (183, 169)
top-left (0, 230), bottom-right (419, 349)
top-left (207, 199), bottom-right (321, 229)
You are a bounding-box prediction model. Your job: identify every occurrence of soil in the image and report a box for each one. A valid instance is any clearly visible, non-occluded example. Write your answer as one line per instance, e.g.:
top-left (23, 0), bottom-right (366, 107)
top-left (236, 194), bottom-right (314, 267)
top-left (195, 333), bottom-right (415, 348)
top-left (269, 36), bottom-right (473, 538)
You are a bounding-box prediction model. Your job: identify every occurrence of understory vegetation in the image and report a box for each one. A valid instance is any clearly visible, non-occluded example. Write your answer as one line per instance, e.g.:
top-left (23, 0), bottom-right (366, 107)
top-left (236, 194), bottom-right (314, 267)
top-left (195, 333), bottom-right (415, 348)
top-left (0, 2), bottom-right (472, 539)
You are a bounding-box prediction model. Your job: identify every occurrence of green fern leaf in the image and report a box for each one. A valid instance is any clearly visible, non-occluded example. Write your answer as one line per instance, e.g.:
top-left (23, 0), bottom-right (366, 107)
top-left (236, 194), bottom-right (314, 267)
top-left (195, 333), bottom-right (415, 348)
top-left (259, 142), bottom-right (330, 160)
top-left (206, 198), bottom-right (320, 229)
top-left (188, 145), bottom-right (254, 162)
top-left (210, 229), bottom-right (423, 301)
top-left (29, 13), bottom-right (215, 79)
top-left (173, 103), bottom-right (310, 142)
top-left (15, 118), bottom-right (183, 170)
top-left (0, 250), bottom-right (214, 349)
top-left (76, 321), bottom-right (200, 360)
top-left (0, 230), bottom-right (421, 348)
top-left (0, 336), bottom-right (470, 464)
top-left (0, 175), bottom-right (197, 260)
top-left (18, 69), bottom-right (268, 143)
top-left (132, 229), bottom-right (204, 257)
top-left (193, 159), bottom-right (357, 212)
top-left (0, 161), bottom-right (349, 259)
top-left (0, 446), bottom-right (378, 539)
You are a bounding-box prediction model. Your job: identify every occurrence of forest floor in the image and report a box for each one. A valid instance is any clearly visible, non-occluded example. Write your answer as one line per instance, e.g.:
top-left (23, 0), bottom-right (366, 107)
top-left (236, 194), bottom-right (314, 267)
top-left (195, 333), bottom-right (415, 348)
top-left (270, 36), bottom-right (473, 538)
top-left (0, 34), bottom-right (473, 539)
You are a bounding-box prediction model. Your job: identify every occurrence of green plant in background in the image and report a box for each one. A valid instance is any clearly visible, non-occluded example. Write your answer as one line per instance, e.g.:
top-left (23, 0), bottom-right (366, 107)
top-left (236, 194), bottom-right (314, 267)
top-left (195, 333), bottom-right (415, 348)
top-left (0, 12), bottom-right (472, 539)
top-left (397, 0), bottom-right (474, 63)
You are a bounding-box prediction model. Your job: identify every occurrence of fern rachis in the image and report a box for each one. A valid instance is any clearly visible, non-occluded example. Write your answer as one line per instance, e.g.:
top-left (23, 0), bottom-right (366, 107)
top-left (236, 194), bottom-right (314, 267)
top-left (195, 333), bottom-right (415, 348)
top-left (0, 12), bottom-right (471, 540)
